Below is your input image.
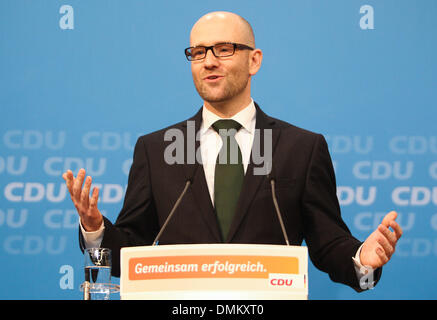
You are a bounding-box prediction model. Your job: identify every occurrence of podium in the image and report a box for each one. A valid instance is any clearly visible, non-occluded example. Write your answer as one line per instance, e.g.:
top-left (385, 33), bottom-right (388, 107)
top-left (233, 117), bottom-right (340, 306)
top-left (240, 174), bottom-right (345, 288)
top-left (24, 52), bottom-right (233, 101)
top-left (120, 244), bottom-right (308, 300)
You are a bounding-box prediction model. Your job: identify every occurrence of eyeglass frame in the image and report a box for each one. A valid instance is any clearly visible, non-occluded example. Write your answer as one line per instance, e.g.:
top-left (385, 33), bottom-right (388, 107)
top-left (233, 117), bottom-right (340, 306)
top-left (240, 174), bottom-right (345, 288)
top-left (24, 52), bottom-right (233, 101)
top-left (184, 42), bottom-right (255, 61)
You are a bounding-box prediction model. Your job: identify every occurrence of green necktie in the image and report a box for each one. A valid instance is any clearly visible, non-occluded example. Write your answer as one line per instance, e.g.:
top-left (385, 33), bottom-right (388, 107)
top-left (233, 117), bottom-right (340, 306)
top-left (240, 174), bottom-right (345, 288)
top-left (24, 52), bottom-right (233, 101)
top-left (212, 119), bottom-right (244, 240)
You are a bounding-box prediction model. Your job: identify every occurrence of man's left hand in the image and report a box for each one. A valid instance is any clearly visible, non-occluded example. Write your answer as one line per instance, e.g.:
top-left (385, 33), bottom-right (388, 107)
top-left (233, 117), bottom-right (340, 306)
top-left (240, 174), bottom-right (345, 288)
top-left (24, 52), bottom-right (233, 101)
top-left (360, 211), bottom-right (403, 269)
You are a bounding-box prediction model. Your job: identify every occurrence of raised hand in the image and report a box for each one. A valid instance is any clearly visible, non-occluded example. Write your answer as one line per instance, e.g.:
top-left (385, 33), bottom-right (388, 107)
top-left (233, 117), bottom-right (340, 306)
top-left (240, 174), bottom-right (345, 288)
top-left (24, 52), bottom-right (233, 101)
top-left (360, 211), bottom-right (403, 268)
top-left (62, 168), bottom-right (103, 232)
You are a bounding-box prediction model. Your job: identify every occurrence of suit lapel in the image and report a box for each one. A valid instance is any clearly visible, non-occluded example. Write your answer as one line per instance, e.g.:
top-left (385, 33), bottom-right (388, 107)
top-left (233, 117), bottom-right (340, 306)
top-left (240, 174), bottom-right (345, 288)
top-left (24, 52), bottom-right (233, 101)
top-left (226, 104), bottom-right (281, 242)
top-left (181, 108), bottom-right (222, 242)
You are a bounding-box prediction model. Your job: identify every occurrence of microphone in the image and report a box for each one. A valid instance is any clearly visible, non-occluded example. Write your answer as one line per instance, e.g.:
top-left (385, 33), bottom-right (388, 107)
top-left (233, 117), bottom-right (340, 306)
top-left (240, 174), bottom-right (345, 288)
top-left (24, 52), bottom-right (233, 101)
top-left (152, 164), bottom-right (199, 246)
top-left (268, 167), bottom-right (290, 246)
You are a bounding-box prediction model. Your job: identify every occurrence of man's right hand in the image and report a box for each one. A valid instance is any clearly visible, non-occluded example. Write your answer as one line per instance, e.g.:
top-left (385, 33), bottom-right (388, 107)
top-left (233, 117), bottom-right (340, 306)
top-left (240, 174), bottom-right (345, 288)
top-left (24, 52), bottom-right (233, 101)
top-left (62, 168), bottom-right (103, 232)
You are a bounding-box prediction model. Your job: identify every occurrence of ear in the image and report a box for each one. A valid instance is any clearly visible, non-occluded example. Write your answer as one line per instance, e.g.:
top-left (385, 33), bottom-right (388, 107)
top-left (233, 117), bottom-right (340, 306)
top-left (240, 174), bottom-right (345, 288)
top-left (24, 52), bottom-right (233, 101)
top-left (248, 48), bottom-right (263, 76)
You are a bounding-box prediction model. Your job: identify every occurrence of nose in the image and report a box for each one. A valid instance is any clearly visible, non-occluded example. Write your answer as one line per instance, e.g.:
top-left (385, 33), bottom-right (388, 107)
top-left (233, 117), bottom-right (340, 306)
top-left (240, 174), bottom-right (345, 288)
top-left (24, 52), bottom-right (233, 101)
top-left (203, 48), bottom-right (219, 68)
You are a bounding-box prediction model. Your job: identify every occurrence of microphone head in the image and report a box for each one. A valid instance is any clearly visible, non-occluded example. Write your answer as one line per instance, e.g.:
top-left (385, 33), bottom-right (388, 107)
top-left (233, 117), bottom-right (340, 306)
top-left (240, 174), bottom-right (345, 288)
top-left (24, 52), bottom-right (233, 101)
top-left (266, 161), bottom-right (275, 182)
top-left (190, 164), bottom-right (200, 183)
top-left (185, 163), bottom-right (199, 184)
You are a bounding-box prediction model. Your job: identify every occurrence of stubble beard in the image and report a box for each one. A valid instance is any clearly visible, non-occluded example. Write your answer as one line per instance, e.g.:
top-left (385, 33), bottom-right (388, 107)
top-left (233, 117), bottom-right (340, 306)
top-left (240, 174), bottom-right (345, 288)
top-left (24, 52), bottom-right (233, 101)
top-left (194, 73), bottom-right (250, 104)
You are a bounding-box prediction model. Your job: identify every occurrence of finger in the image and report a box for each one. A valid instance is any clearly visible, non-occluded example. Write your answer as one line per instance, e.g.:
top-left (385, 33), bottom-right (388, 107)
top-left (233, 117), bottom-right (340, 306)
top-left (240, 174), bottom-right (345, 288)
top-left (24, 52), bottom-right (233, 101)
top-left (80, 176), bottom-right (92, 208)
top-left (73, 168), bottom-right (86, 201)
top-left (64, 170), bottom-right (75, 194)
top-left (89, 187), bottom-right (99, 211)
top-left (376, 230), bottom-right (395, 257)
top-left (378, 224), bottom-right (397, 246)
top-left (376, 247), bottom-right (389, 265)
top-left (389, 220), bottom-right (403, 240)
top-left (382, 210), bottom-right (398, 227)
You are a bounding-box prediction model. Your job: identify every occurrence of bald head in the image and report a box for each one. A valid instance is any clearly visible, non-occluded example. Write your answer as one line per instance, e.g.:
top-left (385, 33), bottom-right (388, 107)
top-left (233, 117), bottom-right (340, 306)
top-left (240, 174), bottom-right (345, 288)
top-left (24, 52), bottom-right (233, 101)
top-left (190, 11), bottom-right (255, 48)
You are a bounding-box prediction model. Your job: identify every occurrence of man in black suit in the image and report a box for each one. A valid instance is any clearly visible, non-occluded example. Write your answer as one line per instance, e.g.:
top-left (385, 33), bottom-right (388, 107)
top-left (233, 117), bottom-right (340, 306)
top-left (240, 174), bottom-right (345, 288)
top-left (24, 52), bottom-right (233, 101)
top-left (63, 11), bottom-right (402, 291)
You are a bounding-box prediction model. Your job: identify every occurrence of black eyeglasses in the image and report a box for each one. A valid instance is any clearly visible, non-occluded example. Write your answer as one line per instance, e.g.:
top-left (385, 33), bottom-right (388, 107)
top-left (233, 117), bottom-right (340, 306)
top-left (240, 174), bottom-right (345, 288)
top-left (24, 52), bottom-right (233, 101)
top-left (184, 42), bottom-right (254, 61)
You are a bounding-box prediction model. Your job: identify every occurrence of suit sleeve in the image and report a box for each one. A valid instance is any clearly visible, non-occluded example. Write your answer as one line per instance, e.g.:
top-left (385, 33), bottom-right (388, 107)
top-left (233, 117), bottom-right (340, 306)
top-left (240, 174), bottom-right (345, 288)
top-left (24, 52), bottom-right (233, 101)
top-left (301, 134), bottom-right (381, 291)
top-left (99, 136), bottom-right (160, 277)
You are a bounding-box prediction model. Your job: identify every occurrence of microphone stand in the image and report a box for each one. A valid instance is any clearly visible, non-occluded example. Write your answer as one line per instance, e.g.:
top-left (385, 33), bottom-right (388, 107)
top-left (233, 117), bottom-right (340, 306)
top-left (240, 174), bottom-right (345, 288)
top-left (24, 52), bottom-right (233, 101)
top-left (270, 178), bottom-right (290, 246)
top-left (152, 179), bottom-right (192, 246)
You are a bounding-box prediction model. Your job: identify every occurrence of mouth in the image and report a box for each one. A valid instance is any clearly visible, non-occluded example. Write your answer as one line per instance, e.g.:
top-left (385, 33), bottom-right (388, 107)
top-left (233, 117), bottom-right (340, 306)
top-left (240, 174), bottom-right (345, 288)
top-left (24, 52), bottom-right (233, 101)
top-left (203, 75), bottom-right (224, 82)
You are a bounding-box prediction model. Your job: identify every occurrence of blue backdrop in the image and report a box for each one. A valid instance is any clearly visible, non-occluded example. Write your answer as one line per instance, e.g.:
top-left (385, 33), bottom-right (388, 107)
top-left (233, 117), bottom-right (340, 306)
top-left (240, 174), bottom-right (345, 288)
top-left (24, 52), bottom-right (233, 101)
top-left (1, 0), bottom-right (436, 300)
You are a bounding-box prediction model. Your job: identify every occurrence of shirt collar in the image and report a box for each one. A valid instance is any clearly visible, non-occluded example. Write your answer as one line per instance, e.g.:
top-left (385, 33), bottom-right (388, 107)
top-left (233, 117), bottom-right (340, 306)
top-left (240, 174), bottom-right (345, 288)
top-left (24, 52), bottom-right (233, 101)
top-left (201, 99), bottom-right (256, 134)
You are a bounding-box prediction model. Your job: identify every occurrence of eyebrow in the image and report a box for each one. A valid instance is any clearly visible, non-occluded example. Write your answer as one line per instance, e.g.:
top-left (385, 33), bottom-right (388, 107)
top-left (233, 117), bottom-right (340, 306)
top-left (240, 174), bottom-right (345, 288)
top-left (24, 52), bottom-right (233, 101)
top-left (190, 41), bottom-right (234, 47)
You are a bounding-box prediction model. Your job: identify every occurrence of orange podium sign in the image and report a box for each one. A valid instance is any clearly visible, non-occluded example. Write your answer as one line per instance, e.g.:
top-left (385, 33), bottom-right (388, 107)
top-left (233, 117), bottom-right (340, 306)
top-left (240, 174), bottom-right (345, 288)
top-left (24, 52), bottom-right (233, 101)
top-left (120, 244), bottom-right (308, 300)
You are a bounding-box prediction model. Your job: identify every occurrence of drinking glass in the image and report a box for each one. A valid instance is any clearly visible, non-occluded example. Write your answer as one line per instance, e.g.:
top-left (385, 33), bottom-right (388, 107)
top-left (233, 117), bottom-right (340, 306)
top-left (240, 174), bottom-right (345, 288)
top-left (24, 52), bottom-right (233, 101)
top-left (84, 248), bottom-right (112, 300)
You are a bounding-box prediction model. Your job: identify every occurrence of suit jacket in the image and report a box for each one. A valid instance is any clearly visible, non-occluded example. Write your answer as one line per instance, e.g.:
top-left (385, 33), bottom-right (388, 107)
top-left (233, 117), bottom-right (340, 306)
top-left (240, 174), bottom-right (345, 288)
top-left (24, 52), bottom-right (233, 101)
top-left (80, 102), bottom-right (381, 291)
